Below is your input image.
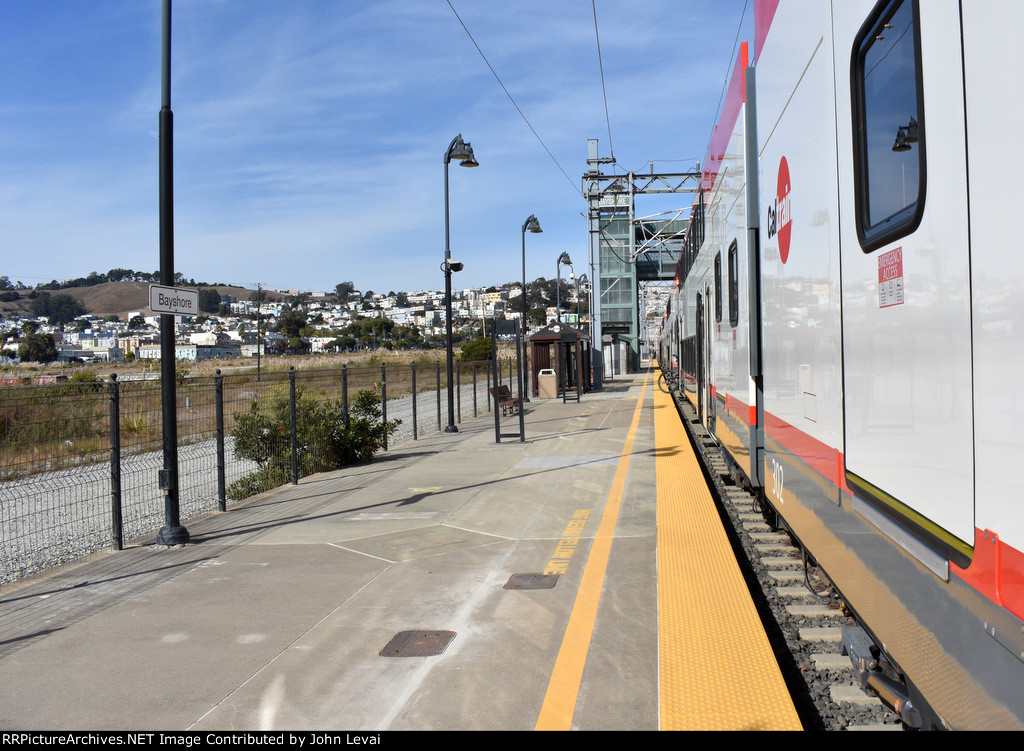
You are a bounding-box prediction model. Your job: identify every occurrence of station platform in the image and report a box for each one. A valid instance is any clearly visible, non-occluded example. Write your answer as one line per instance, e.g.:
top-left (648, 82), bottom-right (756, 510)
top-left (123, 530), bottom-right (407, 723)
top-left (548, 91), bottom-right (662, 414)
top-left (0, 369), bottom-right (801, 731)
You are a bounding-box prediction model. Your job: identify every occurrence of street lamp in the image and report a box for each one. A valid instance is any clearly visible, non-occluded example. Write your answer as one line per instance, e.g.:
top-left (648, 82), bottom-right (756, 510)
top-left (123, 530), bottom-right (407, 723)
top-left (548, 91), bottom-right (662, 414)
top-left (443, 134), bottom-right (477, 433)
top-left (521, 214), bottom-right (542, 329)
top-left (556, 252), bottom-right (572, 324)
top-left (576, 273), bottom-right (589, 331)
top-left (521, 214), bottom-right (541, 400)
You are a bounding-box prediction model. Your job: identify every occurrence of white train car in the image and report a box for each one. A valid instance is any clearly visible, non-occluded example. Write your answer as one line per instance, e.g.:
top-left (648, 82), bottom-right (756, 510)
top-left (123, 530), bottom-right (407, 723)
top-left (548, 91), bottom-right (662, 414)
top-left (668, 42), bottom-right (759, 486)
top-left (660, 0), bottom-right (1024, 729)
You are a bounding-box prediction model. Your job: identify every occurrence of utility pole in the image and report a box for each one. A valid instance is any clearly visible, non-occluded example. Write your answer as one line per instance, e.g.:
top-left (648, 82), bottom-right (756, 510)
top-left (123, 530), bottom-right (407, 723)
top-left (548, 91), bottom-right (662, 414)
top-left (255, 283), bottom-right (263, 381)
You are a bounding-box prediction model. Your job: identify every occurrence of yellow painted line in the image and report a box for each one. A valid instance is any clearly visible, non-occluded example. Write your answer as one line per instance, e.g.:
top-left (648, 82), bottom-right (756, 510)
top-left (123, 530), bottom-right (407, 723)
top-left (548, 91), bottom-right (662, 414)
top-left (654, 382), bottom-right (801, 730)
top-left (535, 373), bottom-right (650, 731)
top-left (543, 510), bottom-right (591, 575)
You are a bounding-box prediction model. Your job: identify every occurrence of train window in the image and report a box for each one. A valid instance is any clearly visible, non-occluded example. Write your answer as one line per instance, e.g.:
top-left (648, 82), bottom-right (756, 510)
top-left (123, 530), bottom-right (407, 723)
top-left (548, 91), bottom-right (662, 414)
top-left (851, 0), bottom-right (925, 251)
top-left (696, 192), bottom-right (705, 248)
top-left (714, 252), bottom-right (722, 323)
top-left (728, 240), bottom-right (739, 327)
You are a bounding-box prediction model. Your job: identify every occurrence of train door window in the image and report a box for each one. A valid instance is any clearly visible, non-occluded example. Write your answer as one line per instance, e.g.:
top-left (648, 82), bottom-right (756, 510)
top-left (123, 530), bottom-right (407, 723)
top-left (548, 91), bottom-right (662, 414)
top-left (851, 0), bottom-right (925, 251)
top-left (714, 253), bottom-right (723, 322)
top-left (728, 240), bottom-right (739, 327)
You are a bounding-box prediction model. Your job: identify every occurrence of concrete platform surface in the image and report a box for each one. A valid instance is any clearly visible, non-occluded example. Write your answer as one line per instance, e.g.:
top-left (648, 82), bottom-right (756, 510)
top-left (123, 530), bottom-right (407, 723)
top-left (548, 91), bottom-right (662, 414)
top-left (0, 375), bottom-right (659, 732)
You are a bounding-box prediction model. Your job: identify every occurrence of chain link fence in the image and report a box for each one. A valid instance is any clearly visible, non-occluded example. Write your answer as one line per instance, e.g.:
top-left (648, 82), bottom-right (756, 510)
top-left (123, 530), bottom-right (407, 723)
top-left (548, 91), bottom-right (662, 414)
top-left (0, 357), bottom-right (522, 588)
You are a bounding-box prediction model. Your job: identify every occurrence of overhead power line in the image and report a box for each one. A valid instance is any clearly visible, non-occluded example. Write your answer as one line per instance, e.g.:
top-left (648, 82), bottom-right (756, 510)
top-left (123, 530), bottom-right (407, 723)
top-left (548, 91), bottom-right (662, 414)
top-left (592, 0), bottom-right (615, 164)
top-left (446, 1), bottom-right (582, 197)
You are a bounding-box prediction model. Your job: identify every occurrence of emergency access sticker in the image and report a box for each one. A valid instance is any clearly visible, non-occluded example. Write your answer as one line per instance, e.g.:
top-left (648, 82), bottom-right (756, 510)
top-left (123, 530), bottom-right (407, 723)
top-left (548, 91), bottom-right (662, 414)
top-left (878, 247), bottom-right (904, 308)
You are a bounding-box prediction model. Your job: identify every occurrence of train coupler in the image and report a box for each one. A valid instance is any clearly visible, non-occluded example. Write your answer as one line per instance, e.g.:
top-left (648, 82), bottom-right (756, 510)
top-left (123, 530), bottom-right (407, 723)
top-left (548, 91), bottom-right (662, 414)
top-left (842, 625), bottom-right (922, 728)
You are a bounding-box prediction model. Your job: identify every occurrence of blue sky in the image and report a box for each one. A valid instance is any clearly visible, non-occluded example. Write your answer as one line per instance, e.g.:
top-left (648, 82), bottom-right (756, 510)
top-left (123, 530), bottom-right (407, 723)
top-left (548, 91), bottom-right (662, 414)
top-left (1, 0), bottom-right (751, 295)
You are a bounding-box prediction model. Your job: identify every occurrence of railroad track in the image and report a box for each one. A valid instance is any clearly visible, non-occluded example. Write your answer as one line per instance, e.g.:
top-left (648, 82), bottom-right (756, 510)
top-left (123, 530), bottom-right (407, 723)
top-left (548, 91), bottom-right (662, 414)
top-left (672, 393), bottom-right (906, 732)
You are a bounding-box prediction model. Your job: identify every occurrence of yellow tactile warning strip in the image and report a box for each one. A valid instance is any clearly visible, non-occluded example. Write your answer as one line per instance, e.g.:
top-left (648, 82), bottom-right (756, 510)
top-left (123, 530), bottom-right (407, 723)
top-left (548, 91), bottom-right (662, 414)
top-left (655, 381), bottom-right (802, 730)
top-left (535, 373), bottom-right (649, 731)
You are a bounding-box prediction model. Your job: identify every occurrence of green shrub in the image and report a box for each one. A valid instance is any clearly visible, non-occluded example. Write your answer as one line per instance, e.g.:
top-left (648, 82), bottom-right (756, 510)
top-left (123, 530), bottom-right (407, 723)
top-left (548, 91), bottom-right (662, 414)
top-left (227, 384), bottom-right (399, 500)
top-left (459, 337), bottom-right (492, 362)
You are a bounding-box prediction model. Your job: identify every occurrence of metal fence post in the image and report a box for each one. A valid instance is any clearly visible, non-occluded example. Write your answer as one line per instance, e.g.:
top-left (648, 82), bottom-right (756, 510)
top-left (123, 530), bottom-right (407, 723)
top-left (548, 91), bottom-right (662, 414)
top-left (381, 364), bottom-right (388, 451)
top-left (215, 369), bottom-right (226, 511)
top-left (411, 362), bottom-right (418, 440)
top-left (289, 366), bottom-right (298, 485)
top-left (108, 374), bottom-right (123, 551)
top-left (486, 359), bottom-right (492, 412)
top-left (473, 362), bottom-right (477, 417)
top-left (342, 364), bottom-right (349, 427)
top-left (492, 335), bottom-right (501, 443)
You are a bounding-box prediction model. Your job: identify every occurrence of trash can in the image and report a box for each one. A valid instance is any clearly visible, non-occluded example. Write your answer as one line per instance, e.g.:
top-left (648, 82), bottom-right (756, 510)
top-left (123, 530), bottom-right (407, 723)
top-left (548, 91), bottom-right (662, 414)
top-left (538, 368), bottom-right (558, 399)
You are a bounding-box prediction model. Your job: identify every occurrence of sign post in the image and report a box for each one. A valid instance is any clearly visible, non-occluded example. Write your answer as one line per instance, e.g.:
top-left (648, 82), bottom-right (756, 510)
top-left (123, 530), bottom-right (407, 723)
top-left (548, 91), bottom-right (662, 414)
top-left (155, 0), bottom-right (189, 547)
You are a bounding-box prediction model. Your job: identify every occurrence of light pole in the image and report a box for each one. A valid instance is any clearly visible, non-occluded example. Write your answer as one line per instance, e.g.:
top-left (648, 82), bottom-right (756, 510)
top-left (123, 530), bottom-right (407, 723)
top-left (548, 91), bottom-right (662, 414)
top-left (521, 214), bottom-right (541, 400)
top-left (556, 252), bottom-right (572, 324)
top-left (156, 0), bottom-right (188, 546)
top-left (443, 134), bottom-right (478, 433)
top-left (521, 214), bottom-right (542, 330)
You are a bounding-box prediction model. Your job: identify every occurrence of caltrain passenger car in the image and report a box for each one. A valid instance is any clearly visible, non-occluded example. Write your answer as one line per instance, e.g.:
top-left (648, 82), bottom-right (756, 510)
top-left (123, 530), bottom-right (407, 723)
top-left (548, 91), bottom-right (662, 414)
top-left (660, 0), bottom-right (1024, 729)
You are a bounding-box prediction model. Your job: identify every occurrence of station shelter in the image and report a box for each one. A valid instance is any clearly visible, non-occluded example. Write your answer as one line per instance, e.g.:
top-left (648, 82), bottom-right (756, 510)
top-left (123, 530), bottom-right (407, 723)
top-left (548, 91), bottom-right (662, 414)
top-left (528, 324), bottom-right (591, 399)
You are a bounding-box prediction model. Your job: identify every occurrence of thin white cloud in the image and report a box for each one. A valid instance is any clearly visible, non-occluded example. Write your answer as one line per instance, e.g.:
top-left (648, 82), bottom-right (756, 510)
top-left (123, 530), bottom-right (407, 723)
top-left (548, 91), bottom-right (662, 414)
top-left (1, 0), bottom-right (750, 293)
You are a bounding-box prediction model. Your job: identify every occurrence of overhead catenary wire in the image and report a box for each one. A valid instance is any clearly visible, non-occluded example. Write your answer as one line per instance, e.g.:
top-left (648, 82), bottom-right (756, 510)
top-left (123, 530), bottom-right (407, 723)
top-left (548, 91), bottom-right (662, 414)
top-left (592, 0), bottom-right (615, 166)
top-left (707, 0), bottom-right (750, 152)
top-left (445, 0), bottom-right (582, 198)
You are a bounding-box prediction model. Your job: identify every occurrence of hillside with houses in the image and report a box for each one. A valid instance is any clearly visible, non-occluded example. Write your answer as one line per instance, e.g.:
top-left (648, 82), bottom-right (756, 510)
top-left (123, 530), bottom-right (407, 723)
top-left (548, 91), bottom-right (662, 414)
top-left (0, 272), bottom-right (587, 368)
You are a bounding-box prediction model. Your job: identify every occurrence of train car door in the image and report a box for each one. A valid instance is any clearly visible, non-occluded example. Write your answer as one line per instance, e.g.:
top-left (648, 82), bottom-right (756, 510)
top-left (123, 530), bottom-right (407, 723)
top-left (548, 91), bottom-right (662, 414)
top-left (695, 292), bottom-right (705, 421)
top-left (704, 282), bottom-right (716, 434)
top-left (836, 0), bottom-right (974, 562)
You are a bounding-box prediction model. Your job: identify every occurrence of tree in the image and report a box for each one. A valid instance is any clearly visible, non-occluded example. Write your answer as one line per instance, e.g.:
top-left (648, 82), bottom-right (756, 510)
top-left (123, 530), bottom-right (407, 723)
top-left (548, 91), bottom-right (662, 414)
top-left (460, 336), bottom-right (493, 362)
top-left (331, 335), bottom-right (357, 351)
top-left (18, 333), bottom-right (57, 362)
top-left (107, 267), bottom-right (134, 282)
top-left (276, 309), bottom-right (307, 339)
top-left (335, 281), bottom-right (355, 299)
top-left (198, 287), bottom-right (221, 313)
top-left (527, 308), bottom-right (547, 326)
top-left (29, 292), bottom-right (87, 326)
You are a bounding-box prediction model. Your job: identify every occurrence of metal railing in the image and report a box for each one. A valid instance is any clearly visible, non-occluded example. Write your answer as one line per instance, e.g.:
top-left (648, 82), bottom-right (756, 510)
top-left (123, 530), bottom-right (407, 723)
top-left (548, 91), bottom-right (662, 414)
top-left (0, 357), bottom-right (520, 588)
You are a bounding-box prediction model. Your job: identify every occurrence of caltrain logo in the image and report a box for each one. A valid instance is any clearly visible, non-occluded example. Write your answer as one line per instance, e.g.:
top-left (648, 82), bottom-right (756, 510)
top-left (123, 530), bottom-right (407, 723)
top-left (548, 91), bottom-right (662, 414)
top-left (766, 156), bottom-right (792, 263)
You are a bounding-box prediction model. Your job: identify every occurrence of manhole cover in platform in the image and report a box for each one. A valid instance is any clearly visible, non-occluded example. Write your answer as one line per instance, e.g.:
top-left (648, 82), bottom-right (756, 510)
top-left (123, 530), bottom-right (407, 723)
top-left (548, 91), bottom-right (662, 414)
top-left (504, 573), bottom-right (559, 590)
top-left (379, 630), bottom-right (456, 657)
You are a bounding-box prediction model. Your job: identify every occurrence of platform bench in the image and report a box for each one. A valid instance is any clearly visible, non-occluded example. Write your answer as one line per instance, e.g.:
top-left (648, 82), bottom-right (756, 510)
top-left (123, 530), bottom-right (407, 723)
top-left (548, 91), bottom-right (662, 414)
top-left (489, 385), bottom-right (519, 417)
